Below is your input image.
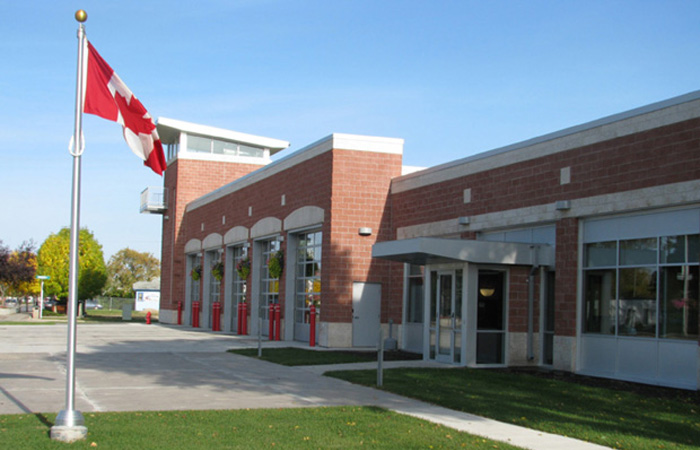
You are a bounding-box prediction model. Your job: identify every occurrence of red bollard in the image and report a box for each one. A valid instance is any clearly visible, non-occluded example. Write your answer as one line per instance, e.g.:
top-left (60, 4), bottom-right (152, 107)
top-left (241, 302), bottom-right (248, 335)
top-left (309, 304), bottom-right (316, 347)
top-left (177, 301), bottom-right (183, 325)
top-left (237, 303), bottom-right (242, 335)
top-left (269, 304), bottom-right (275, 340)
top-left (146, 311), bottom-right (152, 325)
top-left (274, 303), bottom-right (281, 341)
top-left (192, 301), bottom-right (200, 328)
top-left (212, 302), bottom-right (221, 331)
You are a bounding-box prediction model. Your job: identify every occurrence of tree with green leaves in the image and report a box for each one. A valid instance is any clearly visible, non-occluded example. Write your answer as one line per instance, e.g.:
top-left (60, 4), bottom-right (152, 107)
top-left (37, 228), bottom-right (107, 301)
top-left (0, 240), bottom-right (37, 299)
top-left (104, 248), bottom-right (160, 298)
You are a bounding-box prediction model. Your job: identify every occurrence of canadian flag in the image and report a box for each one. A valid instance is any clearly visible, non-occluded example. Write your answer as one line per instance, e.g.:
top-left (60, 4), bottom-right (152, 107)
top-left (82, 41), bottom-right (166, 175)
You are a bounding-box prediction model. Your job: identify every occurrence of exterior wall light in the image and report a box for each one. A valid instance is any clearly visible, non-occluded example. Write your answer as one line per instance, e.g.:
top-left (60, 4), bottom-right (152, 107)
top-left (358, 227), bottom-right (373, 236)
top-left (555, 200), bottom-right (571, 210)
top-left (479, 288), bottom-right (495, 297)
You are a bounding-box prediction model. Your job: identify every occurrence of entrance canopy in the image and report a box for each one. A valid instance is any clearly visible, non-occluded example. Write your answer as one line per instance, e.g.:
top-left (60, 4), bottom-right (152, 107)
top-left (372, 238), bottom-right (554, 267)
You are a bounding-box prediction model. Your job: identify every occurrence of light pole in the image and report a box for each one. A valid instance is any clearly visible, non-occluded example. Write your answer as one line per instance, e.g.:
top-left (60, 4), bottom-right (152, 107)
top-left (36, 275), bottom-right (50, 320)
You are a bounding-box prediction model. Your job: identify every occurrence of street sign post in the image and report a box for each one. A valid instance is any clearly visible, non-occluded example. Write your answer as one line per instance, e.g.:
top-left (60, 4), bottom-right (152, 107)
top-left (36, 275), bottom-right (50, 319)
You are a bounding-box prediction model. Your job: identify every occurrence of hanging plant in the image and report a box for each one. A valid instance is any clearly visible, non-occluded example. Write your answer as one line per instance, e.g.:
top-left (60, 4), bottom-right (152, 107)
top-left (268, 249), bottom-right (284, 279)
top-left (236, 256), bottom-right (251, 279)
top-left (191, 265), bottom-right (202, 281)
top-left (212, 261), bottom-right (224, 281)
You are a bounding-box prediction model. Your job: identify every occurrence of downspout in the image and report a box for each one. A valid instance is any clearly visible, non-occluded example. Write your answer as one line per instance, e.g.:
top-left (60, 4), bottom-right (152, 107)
top-left (527, 245), bottom-right (540, 361)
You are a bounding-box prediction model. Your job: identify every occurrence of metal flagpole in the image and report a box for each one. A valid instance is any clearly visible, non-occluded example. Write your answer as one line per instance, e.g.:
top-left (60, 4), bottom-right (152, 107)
top-left (51, 9), bottom-right (89, 442)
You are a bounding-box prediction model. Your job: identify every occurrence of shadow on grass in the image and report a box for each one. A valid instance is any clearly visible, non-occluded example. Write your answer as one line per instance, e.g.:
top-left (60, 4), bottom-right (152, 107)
top-left (228, 347), bottom-right (421, 366)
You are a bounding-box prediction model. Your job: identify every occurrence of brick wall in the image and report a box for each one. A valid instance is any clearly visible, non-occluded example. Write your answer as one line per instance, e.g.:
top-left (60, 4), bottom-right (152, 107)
top-left (160, 158), bottom-right (267, 311)
top-left (166, 146), bottom-right (402, 326)
top-left (386, 118), bottom-right (700, 339)
top-left (173, 153), bottom-right (332, 321)
top-left (393, 118), bottom-right (700, 230)
top-left (325, 150), bottom-right (403, 323)
top-left (508, 266), bottom-right (540, 333)
top-left (555, 218), bottom-right (578, 337)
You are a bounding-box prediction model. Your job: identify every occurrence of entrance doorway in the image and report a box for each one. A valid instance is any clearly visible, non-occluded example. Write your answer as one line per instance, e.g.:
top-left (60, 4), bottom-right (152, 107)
top-left (429, 269), bottom-right (462, 363)
top-left (476, 270), bottom-right (505, 365)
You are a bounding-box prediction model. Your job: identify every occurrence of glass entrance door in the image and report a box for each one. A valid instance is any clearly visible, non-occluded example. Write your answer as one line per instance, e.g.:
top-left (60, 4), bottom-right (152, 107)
top-left (431, 270), bottom-right (462, 363)
top-left (476, 270), bottom-right (505, 365)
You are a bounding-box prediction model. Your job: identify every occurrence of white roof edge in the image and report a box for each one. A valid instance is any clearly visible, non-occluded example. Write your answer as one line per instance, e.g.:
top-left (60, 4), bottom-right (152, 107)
top-left (157, 117), bottom-right (290, 151)
top-left (394, 90), bottom-right (700, 193)
top-left (186, 132), bottom-right (403, 211)
top-left (331, 133), bottom-right (404, 154)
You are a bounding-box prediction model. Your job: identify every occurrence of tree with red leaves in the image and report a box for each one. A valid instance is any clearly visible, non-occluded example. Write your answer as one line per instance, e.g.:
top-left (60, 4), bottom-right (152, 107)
top-left (0, 240), bottom-right (37, 300)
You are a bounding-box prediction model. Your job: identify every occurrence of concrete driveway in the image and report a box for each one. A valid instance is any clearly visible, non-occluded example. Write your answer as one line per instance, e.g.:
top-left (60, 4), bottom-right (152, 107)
top-left (0, 322), bottom-right (408, 414)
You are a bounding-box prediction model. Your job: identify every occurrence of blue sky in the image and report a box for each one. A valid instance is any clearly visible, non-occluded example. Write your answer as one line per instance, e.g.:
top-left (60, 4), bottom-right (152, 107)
top-left (2, 1), bottom-right (699, 261)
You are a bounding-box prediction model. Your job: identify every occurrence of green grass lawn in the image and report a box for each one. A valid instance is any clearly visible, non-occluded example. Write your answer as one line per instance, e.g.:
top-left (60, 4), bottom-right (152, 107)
top-left (228, 347), bottom-right (420, 366)
top-left (0, 321), bottom-right (60, 325)
top-left (80, 308), bottom-right (156, 323)
top-left (0, 309), bottom-right (155, 325)
top-left (19, 309), bottom-right (157, 324)
top-left (0, 406), bottom-right (523, 449)
top-left (228, 348), bottom-right (700, 450)
top-left (327, 367), bottom-right (700, 450)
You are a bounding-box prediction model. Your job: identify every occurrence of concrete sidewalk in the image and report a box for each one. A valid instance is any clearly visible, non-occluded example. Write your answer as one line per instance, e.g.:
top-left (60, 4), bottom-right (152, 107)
top-left (0, 322), bottom-right (611, 450)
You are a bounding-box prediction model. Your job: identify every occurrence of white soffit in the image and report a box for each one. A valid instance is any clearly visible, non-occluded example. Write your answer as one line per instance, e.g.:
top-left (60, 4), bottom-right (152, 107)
top-left (157, 117), bottom-right (290, 153)
top-left (372, 237), bottom-right (554, 267)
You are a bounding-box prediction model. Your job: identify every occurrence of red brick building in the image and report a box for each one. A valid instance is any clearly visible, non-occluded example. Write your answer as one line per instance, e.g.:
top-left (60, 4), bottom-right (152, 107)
top-left (152, 91), bottom-right (700, 390)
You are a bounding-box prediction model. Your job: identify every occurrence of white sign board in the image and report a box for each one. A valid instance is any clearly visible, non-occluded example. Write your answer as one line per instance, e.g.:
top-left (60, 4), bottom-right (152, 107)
top-left (135, 291), bottom-right (160, 311)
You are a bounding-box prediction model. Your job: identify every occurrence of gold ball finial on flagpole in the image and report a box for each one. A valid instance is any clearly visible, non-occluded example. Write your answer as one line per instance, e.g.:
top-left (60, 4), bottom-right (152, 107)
top-left (75, 10), bottom-right (87, 23)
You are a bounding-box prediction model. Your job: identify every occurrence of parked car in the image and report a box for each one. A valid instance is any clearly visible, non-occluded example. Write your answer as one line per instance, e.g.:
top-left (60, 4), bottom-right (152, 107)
top-left (4, 298), bottom-right (17, 307)
top-left (43, 298), bottom-right (56, 309)
top-left (85, 300), bottom-right (103, 310)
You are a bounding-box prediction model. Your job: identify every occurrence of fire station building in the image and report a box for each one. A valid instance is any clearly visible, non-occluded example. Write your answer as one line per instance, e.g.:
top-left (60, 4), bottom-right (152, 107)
top-left (150, 91), bottom-right (700, 390)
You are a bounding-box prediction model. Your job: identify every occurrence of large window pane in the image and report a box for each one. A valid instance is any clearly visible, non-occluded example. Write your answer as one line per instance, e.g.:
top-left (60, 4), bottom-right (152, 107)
top-left (208, 250), bottom-right (221, 305)
top-left (259, 239), bottom-right (280, 321)
top-left (584, 233), bottom-right (699, 340)
top-left (660, 266), bottom-right (699, 340)
top-left (295, 231), bottom-right (322, 325)
top-left (229, 245), bottom-right (247, 308)
top-left (620, 238), bottom-right (657, 266)
top-left (187, 135), bottom-right (211, 153)
top-left (585, 241), bottom-right (617, 267)
top-left (661, 235), bottom-right (686, 264)
top-left (583, 270), bottom-right (616, 334)
top-left (618, 267), bottom-right (657, 337)
top-left (213, 139), bottom-right (239, 155)
top-left (407, 265), bottom-right (423, 323)
top-left (238, 144), bottom-right (263, 158)
top-left (688, 235), bottom-right (699, 263)
top-left (430, 271), bottom-right (437, 328)
top-left (454, 269), bottom-right (463, 329)
top-left (477, 271), bottom-right (504, 331)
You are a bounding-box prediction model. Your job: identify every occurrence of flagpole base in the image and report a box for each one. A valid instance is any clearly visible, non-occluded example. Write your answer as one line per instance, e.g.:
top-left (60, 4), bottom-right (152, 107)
top-left (50, 425), bottom-right (87, 443)
top-left (51, 409), bottom-right (87, 442)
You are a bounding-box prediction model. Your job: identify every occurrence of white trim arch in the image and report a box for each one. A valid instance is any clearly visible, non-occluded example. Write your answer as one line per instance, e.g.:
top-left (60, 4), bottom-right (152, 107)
top-left (284, 206), bottom-right (325, 231)
top-left (185, 239), bottom-right (202, 254)
top-left (225, 226), bottom-right (249, 245)
top-left (251, 217), bottom-right (282, 239)
top-left (202, 233), bottom-right (223, 250)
